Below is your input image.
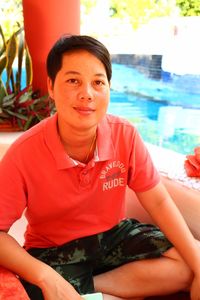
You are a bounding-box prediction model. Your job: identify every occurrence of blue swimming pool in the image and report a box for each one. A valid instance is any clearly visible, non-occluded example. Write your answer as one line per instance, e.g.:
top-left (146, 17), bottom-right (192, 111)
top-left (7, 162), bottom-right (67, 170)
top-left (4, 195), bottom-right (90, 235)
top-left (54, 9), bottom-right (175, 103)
top-left (108, 63), bottom-right (200, 155)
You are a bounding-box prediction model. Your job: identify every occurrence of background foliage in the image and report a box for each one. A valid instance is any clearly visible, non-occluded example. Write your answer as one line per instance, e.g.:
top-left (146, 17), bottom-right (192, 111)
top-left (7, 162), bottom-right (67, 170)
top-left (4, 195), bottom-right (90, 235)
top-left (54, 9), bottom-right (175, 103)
top-left (0, 0), bottom-right (23, 39)
top-left (1, 0), bottom-right (200, 36)
top-left (109, 0), bottom-right (178, 29)
top-left (81, 0), bottom-right (200, 30)
top-left (176, 0), bottom-right (200, 16)
top-left (0, 4), bottom-right (54, 131)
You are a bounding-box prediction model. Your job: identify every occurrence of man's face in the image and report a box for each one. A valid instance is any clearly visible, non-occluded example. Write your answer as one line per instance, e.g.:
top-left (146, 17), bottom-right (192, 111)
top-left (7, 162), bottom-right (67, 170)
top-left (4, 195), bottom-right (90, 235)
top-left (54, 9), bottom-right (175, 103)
top-left (47, 50), bottom-right (110, 133)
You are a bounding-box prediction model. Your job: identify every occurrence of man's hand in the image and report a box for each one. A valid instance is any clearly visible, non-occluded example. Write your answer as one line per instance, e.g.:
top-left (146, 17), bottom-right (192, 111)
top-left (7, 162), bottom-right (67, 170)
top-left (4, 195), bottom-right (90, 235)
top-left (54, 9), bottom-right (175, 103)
top-left (38, 266), bottom-right (83, 300)
top-left (190, 274), bottom-right (200, 300)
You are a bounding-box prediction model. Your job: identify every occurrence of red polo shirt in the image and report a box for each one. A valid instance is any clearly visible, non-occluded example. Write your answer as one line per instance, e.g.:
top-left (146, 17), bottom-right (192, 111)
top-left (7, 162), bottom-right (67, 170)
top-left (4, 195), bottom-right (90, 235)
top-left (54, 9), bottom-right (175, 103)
top-left (0, 113), bottom-right (160, 249)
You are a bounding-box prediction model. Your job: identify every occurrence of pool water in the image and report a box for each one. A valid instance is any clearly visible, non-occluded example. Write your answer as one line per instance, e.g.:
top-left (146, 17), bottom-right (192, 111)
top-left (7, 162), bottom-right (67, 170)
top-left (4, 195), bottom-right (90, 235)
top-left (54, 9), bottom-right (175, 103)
top-left (108, 63), bottom-right (200, 155)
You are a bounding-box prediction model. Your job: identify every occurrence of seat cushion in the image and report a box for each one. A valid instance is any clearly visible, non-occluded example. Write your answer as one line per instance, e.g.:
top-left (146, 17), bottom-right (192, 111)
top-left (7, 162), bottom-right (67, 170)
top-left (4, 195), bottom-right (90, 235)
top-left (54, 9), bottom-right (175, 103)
top-left (0, 266), bottom-right (30, 299)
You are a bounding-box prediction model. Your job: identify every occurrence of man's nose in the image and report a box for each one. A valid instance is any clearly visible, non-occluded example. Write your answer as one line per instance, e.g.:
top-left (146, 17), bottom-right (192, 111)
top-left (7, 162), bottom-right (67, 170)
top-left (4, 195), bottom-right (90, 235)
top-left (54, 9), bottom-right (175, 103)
top-left (78, 84), bottom-right (93, 101)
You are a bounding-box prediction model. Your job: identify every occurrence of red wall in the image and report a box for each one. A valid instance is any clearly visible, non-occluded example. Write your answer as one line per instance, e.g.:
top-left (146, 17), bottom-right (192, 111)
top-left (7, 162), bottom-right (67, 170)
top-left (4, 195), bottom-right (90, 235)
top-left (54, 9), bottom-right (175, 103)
top-left (23, 0), bottom-right (80, 95)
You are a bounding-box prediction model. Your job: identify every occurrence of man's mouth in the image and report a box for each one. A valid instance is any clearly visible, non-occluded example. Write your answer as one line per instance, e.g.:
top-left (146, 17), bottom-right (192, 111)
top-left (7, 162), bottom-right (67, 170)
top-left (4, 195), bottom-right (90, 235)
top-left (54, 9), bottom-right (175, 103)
top-left (73, 106), bottom-right (95, 115)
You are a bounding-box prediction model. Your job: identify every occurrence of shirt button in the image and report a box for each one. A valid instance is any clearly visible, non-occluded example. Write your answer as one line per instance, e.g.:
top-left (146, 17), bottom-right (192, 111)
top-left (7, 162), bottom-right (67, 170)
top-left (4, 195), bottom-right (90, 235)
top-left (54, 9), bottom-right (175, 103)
top-left (79, 175), bottom-right (90, 187)
top-left (83, 175), bottom-right (90, 184)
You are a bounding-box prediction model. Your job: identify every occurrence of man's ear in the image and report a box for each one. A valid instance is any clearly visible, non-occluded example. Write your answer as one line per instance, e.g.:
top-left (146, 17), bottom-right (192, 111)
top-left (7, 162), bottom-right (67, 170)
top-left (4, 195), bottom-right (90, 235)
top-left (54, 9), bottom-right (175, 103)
top-left (47, 77), bottom-right (54, 99)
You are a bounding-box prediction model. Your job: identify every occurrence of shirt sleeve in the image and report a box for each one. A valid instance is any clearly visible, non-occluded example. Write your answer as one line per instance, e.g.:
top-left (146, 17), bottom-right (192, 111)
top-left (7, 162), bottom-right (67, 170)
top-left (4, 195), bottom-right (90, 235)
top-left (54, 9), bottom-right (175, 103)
top-left (128, 129), bottom-right (160, 192)
top-left (0, 147), bottom-right (27, 230)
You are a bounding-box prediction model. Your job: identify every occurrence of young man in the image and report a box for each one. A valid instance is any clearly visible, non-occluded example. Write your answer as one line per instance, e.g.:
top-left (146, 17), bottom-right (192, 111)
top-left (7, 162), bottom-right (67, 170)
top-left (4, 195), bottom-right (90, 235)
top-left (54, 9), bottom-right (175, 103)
top-left (0, 35), bottom-right (200, 300)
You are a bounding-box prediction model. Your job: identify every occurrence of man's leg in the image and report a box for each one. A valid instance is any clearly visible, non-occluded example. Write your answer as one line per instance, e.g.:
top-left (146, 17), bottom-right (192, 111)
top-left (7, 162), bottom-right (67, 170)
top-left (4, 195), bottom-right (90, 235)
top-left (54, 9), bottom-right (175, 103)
top-left (94, 247), bottom-right (192, 299)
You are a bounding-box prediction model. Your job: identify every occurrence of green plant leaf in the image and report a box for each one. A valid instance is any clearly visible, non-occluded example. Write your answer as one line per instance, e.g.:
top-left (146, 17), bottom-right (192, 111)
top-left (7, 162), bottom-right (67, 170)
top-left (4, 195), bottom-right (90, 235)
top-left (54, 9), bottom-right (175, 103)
top-left (4, 108), bottom-right (28, 121)
top-left (0, 79), bottom-right (7, 105)
top-left (18, 90), bottom-right (32, 104)
top-left (0, 55), bottom-right (7, 76)
top-left (0, 25), bottom-right (6, 57)
top-left (2, 93), bottom-right (15, 99)
top-left (2, 93), bottom-right (15, 101)
top-left (23, 115), bottom-right (34, 131)
top-left (25, 44), bottom-right (33, 86)
top-left (15, 29), bottom-right (25, 94)
top-left (6, 33), bottom-right (17, 93)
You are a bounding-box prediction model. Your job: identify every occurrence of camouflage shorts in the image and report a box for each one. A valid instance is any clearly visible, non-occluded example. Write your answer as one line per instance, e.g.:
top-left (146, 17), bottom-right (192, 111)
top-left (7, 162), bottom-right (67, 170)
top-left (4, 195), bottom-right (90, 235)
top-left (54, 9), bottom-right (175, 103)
top-left (21, 218), bottom-right (172, 299)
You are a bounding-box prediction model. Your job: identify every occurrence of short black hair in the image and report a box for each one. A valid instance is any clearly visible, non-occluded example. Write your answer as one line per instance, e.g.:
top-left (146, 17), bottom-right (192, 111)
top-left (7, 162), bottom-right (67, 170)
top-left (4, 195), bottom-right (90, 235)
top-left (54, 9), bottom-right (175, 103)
top-left (46, 35), bottom-right (112, 84)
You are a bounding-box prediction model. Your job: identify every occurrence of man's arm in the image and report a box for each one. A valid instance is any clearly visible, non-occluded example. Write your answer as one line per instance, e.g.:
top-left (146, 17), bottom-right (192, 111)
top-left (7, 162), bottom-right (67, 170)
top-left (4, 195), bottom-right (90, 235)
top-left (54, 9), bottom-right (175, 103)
top-left (0, 231), bottom-right (82, 300)
top-left (162, 176), bottom-right (200, 240)
top-left (136, 181), bottom-right (200, 280)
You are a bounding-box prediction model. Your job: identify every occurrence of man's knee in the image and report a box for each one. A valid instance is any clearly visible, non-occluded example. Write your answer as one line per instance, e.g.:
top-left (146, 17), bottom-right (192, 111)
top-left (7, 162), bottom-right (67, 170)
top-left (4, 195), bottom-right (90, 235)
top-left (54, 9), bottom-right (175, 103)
top-left (163, 247), bottom-right (193, 288)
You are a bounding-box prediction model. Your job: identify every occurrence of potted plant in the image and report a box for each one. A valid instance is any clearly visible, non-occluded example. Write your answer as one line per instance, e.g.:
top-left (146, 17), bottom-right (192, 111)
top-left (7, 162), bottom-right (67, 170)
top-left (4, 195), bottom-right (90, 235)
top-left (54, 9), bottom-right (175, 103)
top-left (0, 24), bottom-right (54, 132)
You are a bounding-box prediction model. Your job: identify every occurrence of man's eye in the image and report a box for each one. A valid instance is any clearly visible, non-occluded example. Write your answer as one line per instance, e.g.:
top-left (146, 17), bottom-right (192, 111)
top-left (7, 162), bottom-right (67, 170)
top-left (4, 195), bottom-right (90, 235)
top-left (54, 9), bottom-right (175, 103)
top-left (67, 79), bottom-right (78, 84)
top-left (95, 80), bottom-right (104, 86)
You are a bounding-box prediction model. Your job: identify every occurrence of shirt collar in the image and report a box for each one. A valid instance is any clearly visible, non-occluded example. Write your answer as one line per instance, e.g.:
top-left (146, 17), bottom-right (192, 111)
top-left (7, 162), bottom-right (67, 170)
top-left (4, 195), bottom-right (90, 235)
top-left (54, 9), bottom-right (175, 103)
top-left (44, 113), bottom-right (115, 170)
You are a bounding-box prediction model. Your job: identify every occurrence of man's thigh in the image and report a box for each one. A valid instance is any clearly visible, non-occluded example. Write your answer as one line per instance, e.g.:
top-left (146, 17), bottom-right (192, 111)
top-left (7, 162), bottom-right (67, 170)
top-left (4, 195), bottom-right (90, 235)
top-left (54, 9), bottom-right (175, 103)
top-left (95, 218), bottom-right (173, 274)
top-left (22, 218), bottom-right (173, 297)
